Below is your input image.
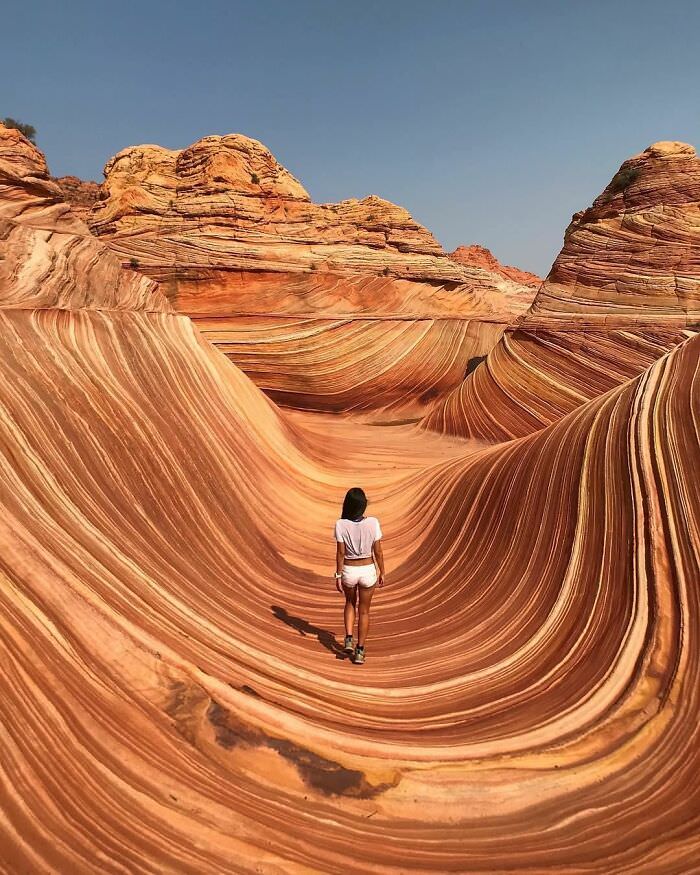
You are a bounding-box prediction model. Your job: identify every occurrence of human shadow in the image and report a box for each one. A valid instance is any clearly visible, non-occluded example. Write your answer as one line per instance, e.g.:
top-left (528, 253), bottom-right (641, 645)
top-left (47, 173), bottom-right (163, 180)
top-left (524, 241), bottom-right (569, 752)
top-left (271, 605), bottom-right (348, 660)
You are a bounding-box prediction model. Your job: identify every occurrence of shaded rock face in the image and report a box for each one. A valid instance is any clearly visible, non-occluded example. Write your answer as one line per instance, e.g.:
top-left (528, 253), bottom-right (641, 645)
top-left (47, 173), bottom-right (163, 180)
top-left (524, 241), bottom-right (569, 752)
top-left (423, 141), bottom-right (700, 440)
top-left (86, 133), bottom-right (538, 416)
top-left (53, 174), bottom-right (100, 222)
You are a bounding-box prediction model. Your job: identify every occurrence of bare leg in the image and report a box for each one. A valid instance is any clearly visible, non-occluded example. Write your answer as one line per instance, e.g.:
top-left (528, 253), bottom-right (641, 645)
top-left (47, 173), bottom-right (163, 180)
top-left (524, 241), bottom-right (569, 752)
top-left (342, 584), bottom-right (357, 637)
top-left (357, 585), bottom-right (376, 647)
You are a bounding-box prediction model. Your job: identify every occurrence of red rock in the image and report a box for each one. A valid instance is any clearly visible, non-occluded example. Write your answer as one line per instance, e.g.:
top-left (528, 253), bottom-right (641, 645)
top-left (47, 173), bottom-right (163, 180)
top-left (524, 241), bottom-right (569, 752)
top-left (89, 135), bottom-right (462, 282)
top-left (53, 174), bottom-right (100, 222)
top-left (0, 123), bottom-right (166, 311)
top-left (450, 244), bottom-right (541, 287)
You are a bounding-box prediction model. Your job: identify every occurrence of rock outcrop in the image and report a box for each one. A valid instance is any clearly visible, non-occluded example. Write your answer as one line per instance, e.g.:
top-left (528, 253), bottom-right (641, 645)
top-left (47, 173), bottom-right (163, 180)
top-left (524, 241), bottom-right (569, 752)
top-left (450, 244), bottom-right (541, 287)
top-left (53, 174), bottom-right (100, 222)
top-left (423, 141), bottom-right (700, 440)
top-left (89, 135), bottom-right (464, 283)
top-left (0, 124), bottom-right (166, 311)
top-left (86, 133), bottom-right (537, 416)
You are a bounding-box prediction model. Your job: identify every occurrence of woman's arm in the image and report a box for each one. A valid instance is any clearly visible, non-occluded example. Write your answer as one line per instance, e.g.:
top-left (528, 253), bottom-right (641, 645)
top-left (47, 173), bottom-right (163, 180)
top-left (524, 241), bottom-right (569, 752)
top-left (373, 540), bottom-right (385, 586)
top-left (335, 542), bottom-right (345, 592)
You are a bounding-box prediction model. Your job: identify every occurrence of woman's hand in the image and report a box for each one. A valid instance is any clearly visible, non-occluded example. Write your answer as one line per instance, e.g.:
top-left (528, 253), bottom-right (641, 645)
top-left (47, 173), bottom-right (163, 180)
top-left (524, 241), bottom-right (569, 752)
top-left (378, 573), bottom-right (385, 587)
top-left (334, 575), bottom-right (344, 594)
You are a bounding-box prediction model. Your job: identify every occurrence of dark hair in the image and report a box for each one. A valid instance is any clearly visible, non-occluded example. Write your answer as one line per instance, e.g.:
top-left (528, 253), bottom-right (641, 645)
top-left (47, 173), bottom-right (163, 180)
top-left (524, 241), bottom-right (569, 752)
top-left (341, 487), bottom-right (367, 521)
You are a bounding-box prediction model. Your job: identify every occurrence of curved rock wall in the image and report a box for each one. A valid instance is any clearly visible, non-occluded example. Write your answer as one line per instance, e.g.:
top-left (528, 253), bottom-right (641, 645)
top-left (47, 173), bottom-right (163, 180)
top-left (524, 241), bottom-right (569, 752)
top-left (1, 309), bottom-right (698, 873)
top-left (423, 141), bottom-right (700, 440)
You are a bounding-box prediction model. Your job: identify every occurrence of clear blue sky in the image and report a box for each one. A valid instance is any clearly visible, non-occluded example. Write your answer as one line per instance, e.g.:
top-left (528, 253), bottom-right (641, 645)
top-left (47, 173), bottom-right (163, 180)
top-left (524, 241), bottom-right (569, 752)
top-left (3, 0), bottom-right (699, 275)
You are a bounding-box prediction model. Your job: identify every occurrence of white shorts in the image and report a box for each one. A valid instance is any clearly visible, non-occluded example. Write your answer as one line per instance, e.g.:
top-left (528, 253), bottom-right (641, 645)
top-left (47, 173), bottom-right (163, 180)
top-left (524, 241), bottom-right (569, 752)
top-left (341, 563), bottom-right (377, 589)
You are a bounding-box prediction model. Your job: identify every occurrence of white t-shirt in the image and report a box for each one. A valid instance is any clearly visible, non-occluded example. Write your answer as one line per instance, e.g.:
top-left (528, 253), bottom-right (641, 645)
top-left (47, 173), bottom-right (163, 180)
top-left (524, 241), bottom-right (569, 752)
top-left (334, 516), bottom-right (382, 560)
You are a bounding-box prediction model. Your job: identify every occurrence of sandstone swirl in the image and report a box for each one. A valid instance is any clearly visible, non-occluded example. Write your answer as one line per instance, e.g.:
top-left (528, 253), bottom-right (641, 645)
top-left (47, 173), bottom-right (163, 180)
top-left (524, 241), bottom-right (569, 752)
top-left (1, 125), bottom-right (699, 872)
top-left (86, 133), bottom-right (536, 416)
top-left (423, 141), bottom-right (700, 439)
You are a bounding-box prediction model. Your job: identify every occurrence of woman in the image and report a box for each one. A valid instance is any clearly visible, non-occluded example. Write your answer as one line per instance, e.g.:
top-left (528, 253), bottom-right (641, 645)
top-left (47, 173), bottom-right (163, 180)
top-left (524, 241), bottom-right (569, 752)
top-left (333, 487), bottom-right (385, 664)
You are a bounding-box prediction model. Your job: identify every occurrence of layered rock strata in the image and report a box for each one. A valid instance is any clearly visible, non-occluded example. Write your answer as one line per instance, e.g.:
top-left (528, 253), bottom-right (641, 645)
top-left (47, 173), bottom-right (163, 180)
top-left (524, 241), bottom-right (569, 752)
top-left (423, 141), bottom-right (700, 440)
top-left (86, 133), bottom-right (537, 415)
top-left (450, 243), bottom-right (541, 287)
top-left (0, 124), bottom-right (165, 311)
top-left (1, 125), bottom-right (700, 873)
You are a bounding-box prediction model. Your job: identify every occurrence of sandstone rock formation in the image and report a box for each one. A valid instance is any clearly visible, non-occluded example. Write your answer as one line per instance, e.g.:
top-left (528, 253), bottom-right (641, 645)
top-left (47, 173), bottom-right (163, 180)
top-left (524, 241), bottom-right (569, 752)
top-left (423, 141), bottom-right (700, 440)
top-left (2, 126), bottom-right (699, 873)
top-left (0, 124), bottom-right (165, 311)
top-left (86, 133), bottom-right (537, 416)
top-left (450, 243), bottom-right (541, 287)
top-left (53, 174), bottom-right (100, 222)
top-left (449, 244), bottom-right (540, 318)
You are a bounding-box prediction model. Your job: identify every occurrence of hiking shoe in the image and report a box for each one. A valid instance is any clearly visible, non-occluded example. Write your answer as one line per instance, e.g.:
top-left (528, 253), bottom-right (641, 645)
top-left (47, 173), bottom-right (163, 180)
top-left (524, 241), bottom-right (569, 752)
top-left (354, 645), bottom-right (365, 665)
top-left (343, 635), bottom-right (354, 653)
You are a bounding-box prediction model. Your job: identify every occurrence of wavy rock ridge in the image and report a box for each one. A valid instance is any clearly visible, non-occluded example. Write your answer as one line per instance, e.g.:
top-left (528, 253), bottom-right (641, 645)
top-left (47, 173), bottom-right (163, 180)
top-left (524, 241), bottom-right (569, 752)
top-left (424, 141), bottom-right (700, 439)
top-left (1, 126), bottom-right (699, 872)
top-left (86, 133), bottom-right (537, 416)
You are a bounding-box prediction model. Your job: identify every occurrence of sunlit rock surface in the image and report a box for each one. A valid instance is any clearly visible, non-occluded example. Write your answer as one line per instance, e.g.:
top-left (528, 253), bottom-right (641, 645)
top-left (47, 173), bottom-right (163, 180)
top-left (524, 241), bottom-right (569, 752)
top-left (423, 141), bottom-right (700, 439)
top-left (1, 127), bottom-right (699, 872)
top-left (87, 133), bottom-right (537, 416)
top-left (0, 125), bottom-right (166, 311)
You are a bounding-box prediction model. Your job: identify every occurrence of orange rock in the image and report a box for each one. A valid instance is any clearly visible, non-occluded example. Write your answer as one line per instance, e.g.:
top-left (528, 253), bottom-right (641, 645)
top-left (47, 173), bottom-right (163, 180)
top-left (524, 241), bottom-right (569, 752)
top-left (1, 123), bottom-right (700, 875)
top-left (86, 133), bottom-right (537, 416)
top-left (0, 123), bottom-right (166, 311)
top-left (90, 134), bottom-right (461, 282)
top-left (53, 174), bottom-right (100, 222)
top-left (423, 141), bottom-right (700, 440)
top-left (450, 244), bottom-right (541, 288)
